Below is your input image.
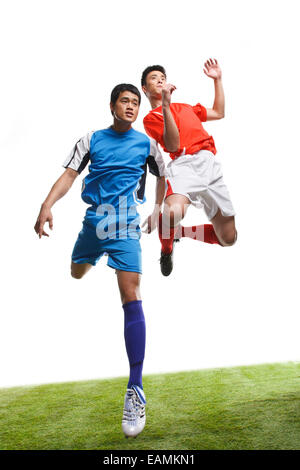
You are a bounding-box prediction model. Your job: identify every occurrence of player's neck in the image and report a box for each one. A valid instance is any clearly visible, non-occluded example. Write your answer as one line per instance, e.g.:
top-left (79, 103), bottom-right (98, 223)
top-left (149, 96), bottom-right (162, 110)
top-left (111, 120), bottom-right (132, 133)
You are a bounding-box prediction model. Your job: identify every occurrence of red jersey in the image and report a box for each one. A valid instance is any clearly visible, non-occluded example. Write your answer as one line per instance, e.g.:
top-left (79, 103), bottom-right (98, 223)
top-left (143, 102), bottom-right (216, 160)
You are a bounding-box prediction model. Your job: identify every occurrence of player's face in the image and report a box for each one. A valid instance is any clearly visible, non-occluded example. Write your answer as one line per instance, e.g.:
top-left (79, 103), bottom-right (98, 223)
top-left (142, 71), bottom-right (166, 98)
top-left (111, 91), bottom-right (140, 123)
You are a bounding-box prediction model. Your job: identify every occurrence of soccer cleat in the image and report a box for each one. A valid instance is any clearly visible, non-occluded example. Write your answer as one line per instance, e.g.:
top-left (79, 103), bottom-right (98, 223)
top-left (160, 239), bottom-right (179, 276)
top-left (159, 250), bottom-right (173, 276)
top-left (122, 385), bottom-right (146, 438)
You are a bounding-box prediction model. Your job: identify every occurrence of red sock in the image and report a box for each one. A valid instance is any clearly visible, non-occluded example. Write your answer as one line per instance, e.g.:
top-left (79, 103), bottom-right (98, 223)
top-left (158, 213), bottom-right (175, 254)
top-left (179, 224), bottom-right (221, 245)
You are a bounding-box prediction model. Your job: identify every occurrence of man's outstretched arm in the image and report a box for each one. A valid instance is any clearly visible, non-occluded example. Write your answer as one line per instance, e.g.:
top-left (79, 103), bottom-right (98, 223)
top-left (34, 168), bottom-right (78, 238)
top-left (203, 58), bottom-right (225, 121)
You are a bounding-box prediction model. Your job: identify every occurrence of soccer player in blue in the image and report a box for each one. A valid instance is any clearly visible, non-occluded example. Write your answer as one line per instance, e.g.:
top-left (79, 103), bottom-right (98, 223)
top-left (34, 84), bottom-right (165, 438)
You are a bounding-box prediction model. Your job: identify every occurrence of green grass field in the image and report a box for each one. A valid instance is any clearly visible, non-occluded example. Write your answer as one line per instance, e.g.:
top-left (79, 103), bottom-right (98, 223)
top-left (0, 362), bottom-right (299, 450)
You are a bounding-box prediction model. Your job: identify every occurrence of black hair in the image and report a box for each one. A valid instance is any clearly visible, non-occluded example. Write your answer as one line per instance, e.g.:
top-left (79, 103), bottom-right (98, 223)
top-left (141, 65), bottom-right (167, 87)
top-left (110, 83), bottom-right (141, 109)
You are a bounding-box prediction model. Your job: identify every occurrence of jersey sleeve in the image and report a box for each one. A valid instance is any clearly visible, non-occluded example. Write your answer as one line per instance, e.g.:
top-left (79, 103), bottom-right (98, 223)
top-left (62, 132), bottom-right (93, 174)
top-left (192, 103), bottom-right (207, 122)
top-left (147, 138), bottom-right (165, 177)
top-left (143, 114), bottom-right (164, 147)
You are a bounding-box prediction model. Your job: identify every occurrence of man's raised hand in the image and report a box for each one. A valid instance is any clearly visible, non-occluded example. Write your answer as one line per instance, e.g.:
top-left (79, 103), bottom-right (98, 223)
top-left (203, 58), bottom-right (222, 80)
top-left (161, 83), bottom-right (177, 107)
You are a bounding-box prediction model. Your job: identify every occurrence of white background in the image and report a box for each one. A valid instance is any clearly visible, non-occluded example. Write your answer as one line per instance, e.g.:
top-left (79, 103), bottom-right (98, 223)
top-left (1, 0), bottom-right (299, 388)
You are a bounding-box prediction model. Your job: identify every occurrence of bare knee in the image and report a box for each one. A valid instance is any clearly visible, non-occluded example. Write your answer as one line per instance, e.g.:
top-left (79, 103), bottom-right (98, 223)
top-left (71, 267), bottom-right (84, 279)
top-left (119, 282), bottom-right (141, 305)
top-left (121, 291), bottom-right (140, 305)
top-left (117, 271), bottom-right (141, 305)
top-left (71, 271), bottom-right (84, 279)
top-left (219, 229), bottom-right (237, 247)
top-left (70, 262), bottom-right (91, 279)
top-left (163, 207), bottom-right (184, 228)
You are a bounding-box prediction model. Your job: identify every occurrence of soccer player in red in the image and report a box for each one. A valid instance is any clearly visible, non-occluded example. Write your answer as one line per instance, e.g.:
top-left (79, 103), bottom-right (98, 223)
top-left (141, 59), bottom-right (237, 276)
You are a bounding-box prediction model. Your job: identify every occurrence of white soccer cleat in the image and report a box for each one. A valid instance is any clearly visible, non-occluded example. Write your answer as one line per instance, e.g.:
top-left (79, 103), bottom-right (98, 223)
top-left (122, 385), bottom-right (146, 438)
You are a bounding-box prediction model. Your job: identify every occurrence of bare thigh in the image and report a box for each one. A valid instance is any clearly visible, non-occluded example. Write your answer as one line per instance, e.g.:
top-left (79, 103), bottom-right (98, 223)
top-left (116, 270), bottom-right (141, 305)
top-left (71, 261), bottom-right (93, 279)
top-left (211, 209), bottom-right (237, 246)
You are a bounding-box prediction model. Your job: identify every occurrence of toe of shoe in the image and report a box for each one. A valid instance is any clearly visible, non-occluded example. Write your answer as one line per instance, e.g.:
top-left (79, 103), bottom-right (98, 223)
top-left (122, 419), bottom-right (145, 437)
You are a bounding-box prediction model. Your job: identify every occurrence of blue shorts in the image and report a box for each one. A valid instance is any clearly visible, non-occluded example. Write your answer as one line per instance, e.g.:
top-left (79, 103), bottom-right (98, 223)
top-left (71, 221), bottom-right (142, 274)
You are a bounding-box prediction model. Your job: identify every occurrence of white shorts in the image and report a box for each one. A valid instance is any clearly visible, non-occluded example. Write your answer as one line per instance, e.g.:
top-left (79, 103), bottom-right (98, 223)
top-left (165, 150), bottom-right (235, 220)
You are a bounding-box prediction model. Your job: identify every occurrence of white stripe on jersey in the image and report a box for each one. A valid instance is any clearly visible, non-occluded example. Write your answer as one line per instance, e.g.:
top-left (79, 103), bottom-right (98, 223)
top-left (62, 131), bottom-right (94, 174)
top-left (149, 138), bottom-right (165, 176)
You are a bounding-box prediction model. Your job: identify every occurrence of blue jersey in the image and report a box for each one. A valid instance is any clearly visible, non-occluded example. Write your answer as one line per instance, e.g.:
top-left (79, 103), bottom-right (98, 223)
top-left (63, 127), bottom-right (165, 239)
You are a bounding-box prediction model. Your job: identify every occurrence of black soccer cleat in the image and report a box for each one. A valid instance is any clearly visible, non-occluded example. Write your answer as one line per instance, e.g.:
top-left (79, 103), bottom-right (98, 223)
top-left (160, 240), bottom-right (179, 276)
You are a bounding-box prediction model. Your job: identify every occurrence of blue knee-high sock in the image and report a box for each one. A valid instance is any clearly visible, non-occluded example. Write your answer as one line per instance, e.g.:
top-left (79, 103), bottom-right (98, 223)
top-left (123, 300), bottom-right (146, 389)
